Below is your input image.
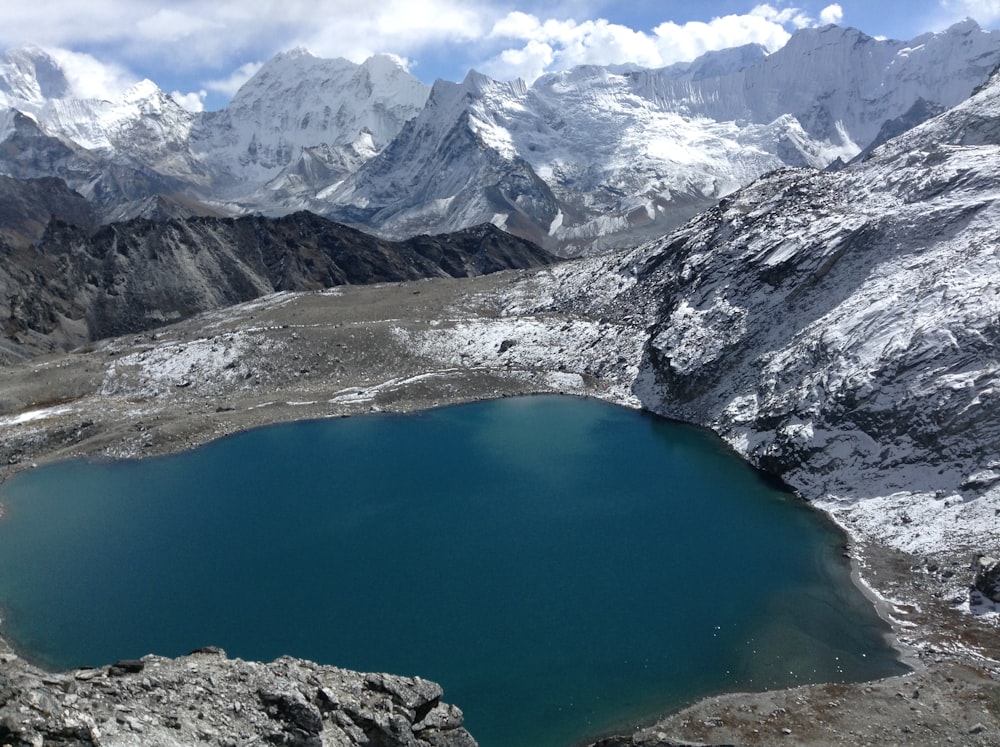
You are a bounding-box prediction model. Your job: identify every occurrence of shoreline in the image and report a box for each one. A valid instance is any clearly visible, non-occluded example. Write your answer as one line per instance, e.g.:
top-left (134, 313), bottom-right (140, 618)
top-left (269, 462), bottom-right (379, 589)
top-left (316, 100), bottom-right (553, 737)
top-left (0, 273), bottom-right (997, 745)
top-left (0, 393), bottom-right (909, 744)
top-left (0, 386), bottom-right (988, 746)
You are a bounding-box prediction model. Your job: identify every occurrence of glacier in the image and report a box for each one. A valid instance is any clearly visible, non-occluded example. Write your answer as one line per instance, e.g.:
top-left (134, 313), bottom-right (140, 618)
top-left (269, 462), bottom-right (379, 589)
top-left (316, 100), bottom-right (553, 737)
top-left (3, 21), bottom-right (1000, 254)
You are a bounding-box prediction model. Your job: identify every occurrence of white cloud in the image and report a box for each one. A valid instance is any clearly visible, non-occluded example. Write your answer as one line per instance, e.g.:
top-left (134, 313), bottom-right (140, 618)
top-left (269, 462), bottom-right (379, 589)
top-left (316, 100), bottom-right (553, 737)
top-left (651, 14), bottom-right (793, 63)
top-left (43, 48), bottom-right (137, 100)
top-left (0, 1), bottom-right (496, 71)
top-left (751, 4), bottom-right (814, 29)
top-left (482, 4), bottom-right (842, 82)
top-left (205, 61), bottom-right (264, 97)
top-left (486, 16), bottom-right (663, 75)
top-left (490, 40), bottom-right (555, 82)
top-left (820, 4), bottom-right (845, 25)
top-left (170, 89), bottom-right (207, 112)
top-left (297, 0), bottom-right (489, 64)
top-left (134, 8), bottom-right (223, 43)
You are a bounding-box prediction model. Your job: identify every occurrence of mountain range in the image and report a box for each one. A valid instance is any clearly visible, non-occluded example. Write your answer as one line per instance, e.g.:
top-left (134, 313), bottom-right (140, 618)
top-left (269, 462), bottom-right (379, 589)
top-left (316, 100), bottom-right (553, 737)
top-left (3, 20), bottom-right (1000, 255)
top-left (0, 178), bottom-right (554, 363)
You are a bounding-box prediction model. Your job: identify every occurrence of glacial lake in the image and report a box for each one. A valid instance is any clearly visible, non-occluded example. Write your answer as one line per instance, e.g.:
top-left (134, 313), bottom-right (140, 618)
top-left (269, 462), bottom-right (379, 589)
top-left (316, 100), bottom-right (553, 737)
top-left (0, 395), bottom-right (905, 746)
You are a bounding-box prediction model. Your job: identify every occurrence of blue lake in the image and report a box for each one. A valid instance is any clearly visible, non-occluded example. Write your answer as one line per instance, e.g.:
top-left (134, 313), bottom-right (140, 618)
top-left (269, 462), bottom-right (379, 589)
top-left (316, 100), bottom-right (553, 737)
top-left (0, 395), bottom-right (905, 746)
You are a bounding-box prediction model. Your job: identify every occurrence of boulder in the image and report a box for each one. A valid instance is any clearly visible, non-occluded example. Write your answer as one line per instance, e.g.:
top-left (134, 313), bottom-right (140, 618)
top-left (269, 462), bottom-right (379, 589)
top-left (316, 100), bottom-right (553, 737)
top-left (972, 555), bottom-right (1000, 602)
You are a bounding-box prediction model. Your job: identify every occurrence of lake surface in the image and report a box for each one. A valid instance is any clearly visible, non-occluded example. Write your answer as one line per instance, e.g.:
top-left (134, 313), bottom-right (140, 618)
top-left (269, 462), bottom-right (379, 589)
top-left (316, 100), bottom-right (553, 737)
top-left (0, 395), bottom-right (905, 746)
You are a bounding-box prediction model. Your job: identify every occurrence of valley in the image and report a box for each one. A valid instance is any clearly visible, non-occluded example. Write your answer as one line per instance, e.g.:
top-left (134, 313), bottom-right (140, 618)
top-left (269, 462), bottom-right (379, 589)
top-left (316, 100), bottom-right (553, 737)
top-left (0, 253), bottom-right (997, 746)
top-left (0, 13), bottom-right (999, 747)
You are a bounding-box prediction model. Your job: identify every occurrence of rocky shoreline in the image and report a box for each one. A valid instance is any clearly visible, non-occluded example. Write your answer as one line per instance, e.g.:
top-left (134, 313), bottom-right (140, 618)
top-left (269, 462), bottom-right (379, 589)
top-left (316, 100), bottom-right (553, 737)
top-left (0, 637), bottom-right (476, 746)
top-left (0, 266), bottom-right (997, 745)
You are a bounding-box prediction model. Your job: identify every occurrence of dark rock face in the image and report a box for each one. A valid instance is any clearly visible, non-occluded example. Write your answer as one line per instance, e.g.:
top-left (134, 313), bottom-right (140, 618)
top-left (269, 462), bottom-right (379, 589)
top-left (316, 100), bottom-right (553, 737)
top-left (0, 174), bottom-right (97, 249)
top-left (0, 645), bottom-right (476, 746)
top-left (0, 203), bottom-right (556, 361)
top-left (973, 556), bottom-right (1000, 602)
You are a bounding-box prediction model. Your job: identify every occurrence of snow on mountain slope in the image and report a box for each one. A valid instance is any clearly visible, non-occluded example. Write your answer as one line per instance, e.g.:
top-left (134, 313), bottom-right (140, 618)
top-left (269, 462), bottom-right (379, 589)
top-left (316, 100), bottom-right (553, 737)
top-left (635, 20), bottom-right (1000, 149)
top-left (0, 47), bottom-right (428, 208)
top-left (620, 65), bottom-right (1000, 567)
top-left (0, 47), bottom-right (208, 204)
top-left (325, 70), bottom-right (563, 245)
top-left (2, 22), bottom-right (999, 257)
top-left (0, 47), bottom-right (198, 167)
top-left (0, 46), bottom-right (72, 107)
top-left (191, 49), bottom-right (429, 198)
top-left (326, 20), bottom-right (1000, 255)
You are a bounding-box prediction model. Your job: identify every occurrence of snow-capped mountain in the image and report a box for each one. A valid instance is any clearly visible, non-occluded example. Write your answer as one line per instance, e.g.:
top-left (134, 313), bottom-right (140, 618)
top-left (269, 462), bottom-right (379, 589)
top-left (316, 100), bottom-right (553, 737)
top-left (625, 62), bottom-right (1000, 560)
top-left (0, 47), bottom-right (428, 215)
top-left (191, 49), bottom-right (429, 201)
top-left (394, 59), bottom-right (1000, 567)
top-left (326, 20), bottom-right (1000, 254)
top-left (0, 46), bottom-right (203, 205)
top-left (1, 20), bottom-right (1000, 253)
top-left (0, 45), bottom-right (73, 106)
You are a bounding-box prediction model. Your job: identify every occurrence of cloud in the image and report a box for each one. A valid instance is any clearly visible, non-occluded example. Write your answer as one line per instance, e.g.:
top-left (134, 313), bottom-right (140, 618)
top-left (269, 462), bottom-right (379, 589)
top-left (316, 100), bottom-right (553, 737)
top-left (750, 4), bottom-right (813, 28)
top-left (485, 14), bottom-right (663, 79)
top-left (134, 8), bottom-right (224, 43)
top-left (820, 4), bottom-right (845, 25)
top-left (205, 61), bottom-right (264, 97)
top-left (296, 0), bottom-right (489, 64)
top-left (170, 89), bottom-right (207, 112)
top-left (482, 4), bottom-right (839, 82)
top-left (0, 1), bottom-right (497, 72)
top-left (43, 48), bottom-right (138, 100)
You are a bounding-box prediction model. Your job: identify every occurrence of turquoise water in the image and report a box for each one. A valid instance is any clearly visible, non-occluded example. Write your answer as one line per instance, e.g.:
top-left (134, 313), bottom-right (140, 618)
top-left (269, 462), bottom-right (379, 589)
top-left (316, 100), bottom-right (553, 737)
top-left (0, 395), bottom-right (905, 746)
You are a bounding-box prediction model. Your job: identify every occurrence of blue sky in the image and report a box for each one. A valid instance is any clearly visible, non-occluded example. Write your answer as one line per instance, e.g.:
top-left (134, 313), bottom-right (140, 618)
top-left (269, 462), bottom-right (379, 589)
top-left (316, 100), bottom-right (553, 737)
top-left (2, 1), bottom-right (998, 111)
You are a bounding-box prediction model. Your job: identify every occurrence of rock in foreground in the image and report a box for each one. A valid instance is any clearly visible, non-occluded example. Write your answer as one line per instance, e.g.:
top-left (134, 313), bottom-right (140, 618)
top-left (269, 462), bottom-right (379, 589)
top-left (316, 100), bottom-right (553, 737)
top-left (0, 643), bottom-right (476, 746)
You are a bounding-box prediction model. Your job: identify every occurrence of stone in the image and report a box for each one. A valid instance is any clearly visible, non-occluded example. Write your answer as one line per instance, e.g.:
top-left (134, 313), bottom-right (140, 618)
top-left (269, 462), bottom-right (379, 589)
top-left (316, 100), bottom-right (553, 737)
top-left (188, 646), bottom-right (226, 656)
top-left (108, 659), bottom-right (145, 676)
top-left (0, 644), bottom-right (476, 747)
top-left (972, 555), bottom-right (1000, 602)
top-left (259, 688), bottom-right (323, 734)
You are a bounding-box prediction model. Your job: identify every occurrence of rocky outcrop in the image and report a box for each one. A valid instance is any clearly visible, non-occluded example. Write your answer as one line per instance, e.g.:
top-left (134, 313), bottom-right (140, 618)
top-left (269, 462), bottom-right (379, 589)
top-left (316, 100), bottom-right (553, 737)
top-left (619, 66), bottom-right (1000, 561)
top-left (0, 174), bottom-right (96, 249)
top-left (0, 643), bottom-right (475, 746)
top-left (0, 206), bottom-right (556, 362)
top-left (973, 556), bottom-right (1000, 603)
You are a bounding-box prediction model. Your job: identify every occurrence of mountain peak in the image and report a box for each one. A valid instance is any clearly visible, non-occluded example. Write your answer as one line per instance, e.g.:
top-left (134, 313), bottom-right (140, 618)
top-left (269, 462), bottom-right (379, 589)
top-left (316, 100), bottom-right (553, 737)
top-left (672, 42), bottom-right (768, 80)
top-left (122, 78), bottom-right (164, 103)
top-left (781, 22), bottom-right (875, 54)
top-left (460, 69), bottom-right (527, 97)
top-left (947, 17), bottom-right (982, 34)
top-left (360, 54), bottom-right (409, 76)
top-left (274, 46), bottom-right (314, 61)
top-left (0, 45), bottom-right (71, 105)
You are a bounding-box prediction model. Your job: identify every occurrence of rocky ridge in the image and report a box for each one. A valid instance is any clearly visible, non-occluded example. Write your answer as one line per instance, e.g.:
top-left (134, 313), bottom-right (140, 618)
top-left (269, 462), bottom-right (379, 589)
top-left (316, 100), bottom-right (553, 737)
top-left (0, 639), bottom-right (475, 747)
top-left (328, 21), bottom-right (1000, 253)
top-left (0, 207), bottom-right (555, 363)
